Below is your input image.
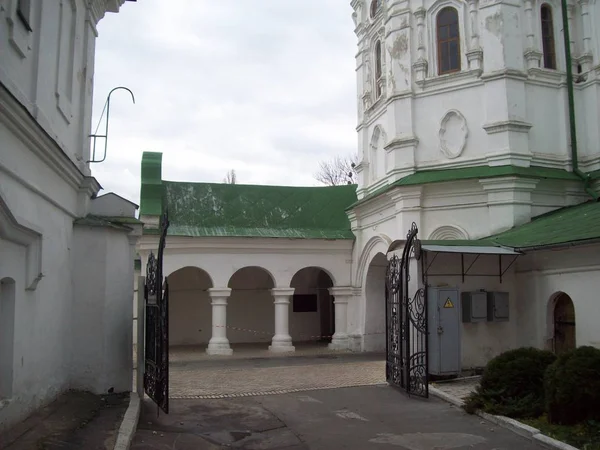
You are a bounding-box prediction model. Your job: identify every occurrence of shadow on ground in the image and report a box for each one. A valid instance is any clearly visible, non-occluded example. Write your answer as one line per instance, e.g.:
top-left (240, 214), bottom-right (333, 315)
top-left (0, 390), bottom-right (129, 450)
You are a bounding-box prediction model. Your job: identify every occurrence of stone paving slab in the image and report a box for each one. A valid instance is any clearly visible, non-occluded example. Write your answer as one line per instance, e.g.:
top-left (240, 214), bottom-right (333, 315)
top-left (170, 358), bottom-right (386, 399)
top-left (431, 377), bottom-right (480, 402)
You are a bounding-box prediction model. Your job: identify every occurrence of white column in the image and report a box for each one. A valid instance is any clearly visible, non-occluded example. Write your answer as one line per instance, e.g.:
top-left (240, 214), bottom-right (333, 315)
top-left (206, 288), bottom-right (233, 355)
top-left (328, 287), bottom-right (353, 350)
top-left (269, 287), bottom-right (295, 353)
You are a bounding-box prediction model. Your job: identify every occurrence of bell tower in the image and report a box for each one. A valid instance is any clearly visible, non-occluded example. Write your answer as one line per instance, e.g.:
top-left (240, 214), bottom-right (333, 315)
top-left (350, 0), bottom-right (600, 211)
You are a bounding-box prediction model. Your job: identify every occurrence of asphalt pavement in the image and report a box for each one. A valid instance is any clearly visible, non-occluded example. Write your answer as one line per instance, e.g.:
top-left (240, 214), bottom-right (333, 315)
top-left (133, 384), bottom-right (548, 449)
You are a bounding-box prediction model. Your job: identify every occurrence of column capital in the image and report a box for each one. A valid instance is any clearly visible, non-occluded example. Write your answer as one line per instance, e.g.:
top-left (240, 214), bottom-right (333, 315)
top-left (328, 286), bottom-right (355, 298)
top-left (270, 287), bottom-right (295, 297)
top-left (208, 287), bottom-right (232, 298)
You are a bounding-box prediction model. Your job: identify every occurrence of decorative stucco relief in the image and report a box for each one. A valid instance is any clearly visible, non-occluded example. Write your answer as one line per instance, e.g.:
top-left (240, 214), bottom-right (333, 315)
top-left (439, 109), bottom-right (469, 159)
top-left (428, 225), bottom-right (469, 241)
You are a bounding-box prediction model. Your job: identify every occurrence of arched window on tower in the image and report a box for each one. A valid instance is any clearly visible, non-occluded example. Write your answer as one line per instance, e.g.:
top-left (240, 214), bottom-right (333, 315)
top-left (370, 0), bottom-right (381, 18)
top-left (375, 40), bottom-right (382, 98)
top-left (437, 7), bottom-right (461, 75)
top-left (541, 4), bottom-right (557, 69)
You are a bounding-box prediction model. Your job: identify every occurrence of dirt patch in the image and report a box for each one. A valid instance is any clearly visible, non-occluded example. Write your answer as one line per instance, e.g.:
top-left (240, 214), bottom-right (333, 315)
top-left (0, 390), bottom-right (129, 450)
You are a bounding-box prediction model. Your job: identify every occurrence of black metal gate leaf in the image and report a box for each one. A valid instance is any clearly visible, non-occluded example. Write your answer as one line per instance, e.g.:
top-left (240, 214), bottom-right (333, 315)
top-left (385, 222), bottom-right (429, 398)
top-left (144, 210), bottom-right (170, 414)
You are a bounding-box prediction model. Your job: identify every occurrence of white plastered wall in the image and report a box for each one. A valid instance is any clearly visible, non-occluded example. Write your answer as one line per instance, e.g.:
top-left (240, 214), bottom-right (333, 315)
top-left (139, 237), bottom-right (352, 348)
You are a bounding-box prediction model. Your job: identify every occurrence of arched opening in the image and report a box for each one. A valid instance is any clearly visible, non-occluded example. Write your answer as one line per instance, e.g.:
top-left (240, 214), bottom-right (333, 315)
top-left (370, 0), bottom-right (381, 18)
top-left (364, 252), bottom-right (387, 352)
top-left (168, 267), bottom-right (213, 348)
top-left (0, 277), bottom-right (16, 399)
top-left (550, 292), bottom-right (576, 354)
top-left (227, 266), bottom-right (275, 349)
top-left (541, 4), bottom-right (557, 69)
top-left (290, 267), bottom-right (334, 347)
top-left (437, 6), bottom-right (461, 75)
top-left (374, 40), bottom-right (383, 98)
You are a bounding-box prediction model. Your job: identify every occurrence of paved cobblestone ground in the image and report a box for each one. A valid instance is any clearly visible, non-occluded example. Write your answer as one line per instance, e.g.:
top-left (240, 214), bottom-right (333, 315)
top-left (169, 345), bottom-right (386, 399)
top-left (432, 377), bottom-right (480, 402)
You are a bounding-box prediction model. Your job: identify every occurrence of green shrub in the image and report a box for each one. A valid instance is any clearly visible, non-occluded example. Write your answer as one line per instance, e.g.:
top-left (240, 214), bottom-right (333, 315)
top-left (463, 347), bottom-right (556, 418)
top-left (545, 346), bottom-right (600, 425)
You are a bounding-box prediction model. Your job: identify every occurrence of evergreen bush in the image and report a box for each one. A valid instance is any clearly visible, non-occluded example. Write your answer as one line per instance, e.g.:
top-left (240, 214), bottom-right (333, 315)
top-left (545, 346), bottom-right (600, 425)
top-left (463, 347), bottom-right (556, 418)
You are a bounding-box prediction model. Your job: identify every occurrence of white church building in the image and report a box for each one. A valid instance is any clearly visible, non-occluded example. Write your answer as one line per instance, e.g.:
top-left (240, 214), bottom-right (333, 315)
top-left (1, 0), bottom-right (138, 432)
top-left (138, 0), bottom-right (600, 371)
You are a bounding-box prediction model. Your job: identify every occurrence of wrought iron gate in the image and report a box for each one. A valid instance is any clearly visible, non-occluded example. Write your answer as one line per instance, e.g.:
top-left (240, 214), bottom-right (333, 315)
top-left (385, 222), bottom-right (429, 398)
top-left (144, 210), bottom-right (170, 414)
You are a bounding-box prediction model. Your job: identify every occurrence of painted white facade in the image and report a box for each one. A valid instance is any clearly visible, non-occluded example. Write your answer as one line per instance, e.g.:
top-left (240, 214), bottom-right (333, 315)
top-left (0, 0), bottom-right (136, 433)
top-left (137, 236), bottom-right (353, 354)
top-left (348, 0), bottom-right (600, 366)
top-left (133, 0), bottom-right (599, 369)
top-left (352, 0), bottom-right (600, 199)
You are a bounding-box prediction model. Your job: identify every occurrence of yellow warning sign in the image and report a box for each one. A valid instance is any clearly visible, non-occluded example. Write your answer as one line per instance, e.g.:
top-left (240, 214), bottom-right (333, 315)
top-left (443, 298), bottom-right (454, 308)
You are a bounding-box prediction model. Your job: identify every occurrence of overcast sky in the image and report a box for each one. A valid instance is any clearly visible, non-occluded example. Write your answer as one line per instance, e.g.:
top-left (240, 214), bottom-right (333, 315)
top-left (90, 0), bottom-right (358, 205)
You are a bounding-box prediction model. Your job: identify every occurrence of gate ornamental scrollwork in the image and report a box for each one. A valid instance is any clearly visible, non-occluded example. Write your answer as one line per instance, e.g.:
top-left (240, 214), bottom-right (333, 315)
top-left (385, 222), bottom-right (429, 398)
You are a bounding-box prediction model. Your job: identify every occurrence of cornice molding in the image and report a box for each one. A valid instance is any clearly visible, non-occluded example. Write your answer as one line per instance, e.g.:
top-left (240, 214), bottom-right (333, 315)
top-left (137, 236), bottom-right (354, 255)
top-left (0, 83), bottom-right (85, 190)
top-left (482, 120), bottom-right (533, 135)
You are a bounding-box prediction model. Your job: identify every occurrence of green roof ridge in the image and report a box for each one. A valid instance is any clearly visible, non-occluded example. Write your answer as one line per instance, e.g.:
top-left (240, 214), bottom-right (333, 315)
top-left (140, 152), bottom-right (163, 216)
top-left (161, 180), bottom-right (357, 239)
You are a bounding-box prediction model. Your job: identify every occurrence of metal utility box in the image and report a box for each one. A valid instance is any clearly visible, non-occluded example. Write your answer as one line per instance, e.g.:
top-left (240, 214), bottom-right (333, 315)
top-left (487, 291), bottom-right (510, 322)
top-left (461, 291), bottom-right (488, 323)
top-left (428, 287), bottom-right (461, 376)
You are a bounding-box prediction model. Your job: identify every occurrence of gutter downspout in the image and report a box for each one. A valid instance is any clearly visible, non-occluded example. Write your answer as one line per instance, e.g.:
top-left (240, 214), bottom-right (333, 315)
top-left (560, 0), bottom-right (599, 200)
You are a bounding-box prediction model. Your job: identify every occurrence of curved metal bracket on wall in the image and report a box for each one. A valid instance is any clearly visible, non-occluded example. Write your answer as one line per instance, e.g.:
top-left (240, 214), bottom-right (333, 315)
top-left (88, 86), bottom-right (136, 163)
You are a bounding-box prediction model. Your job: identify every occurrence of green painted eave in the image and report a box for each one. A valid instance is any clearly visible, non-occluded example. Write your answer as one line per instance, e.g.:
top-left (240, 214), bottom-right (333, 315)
top-left (421, 200), bottom-right (600, 251)
top-left (74, 215), bottom-right (133, 231)
top-left (484, 200), bottom-right (600, 249)
top-left (161, 180), bottom-right (358, 239)
top-left (348, 165), bottom-right (579, 210)
top-left (421, 239), bottom-right (500, 247)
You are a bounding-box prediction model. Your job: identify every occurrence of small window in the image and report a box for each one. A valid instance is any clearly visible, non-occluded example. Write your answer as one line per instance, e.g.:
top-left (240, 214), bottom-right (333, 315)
top-left (541, 4), bottom-right (557, 69)
top-left (17, 0), bottom-right (33, 32)
top-left (375, 40), bottom-right (382, 97)
top-left (370, 0), bottom-right (381, 18)
top-left (437, 7), bottom-right (461, 75)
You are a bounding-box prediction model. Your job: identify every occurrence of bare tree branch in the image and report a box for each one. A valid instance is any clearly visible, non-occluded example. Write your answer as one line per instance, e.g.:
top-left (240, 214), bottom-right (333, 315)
top-left (224, 169), bottom-right (237, 184)
top-left (314, 153), bottom-right (359, 186)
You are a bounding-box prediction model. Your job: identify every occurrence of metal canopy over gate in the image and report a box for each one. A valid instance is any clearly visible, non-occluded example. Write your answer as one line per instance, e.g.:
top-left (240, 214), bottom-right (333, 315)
top-left (385, 223), bottom-right (429, 398)
top-left (144, 210), bottom-right (170, 415)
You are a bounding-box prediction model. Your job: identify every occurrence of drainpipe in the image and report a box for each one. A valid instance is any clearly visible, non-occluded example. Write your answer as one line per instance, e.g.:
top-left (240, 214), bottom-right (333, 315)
top-left (560, 0), bottom-right (599, 200)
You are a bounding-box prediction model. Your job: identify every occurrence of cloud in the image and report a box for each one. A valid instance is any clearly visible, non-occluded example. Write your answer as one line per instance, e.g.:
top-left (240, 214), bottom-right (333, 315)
top-left (91, 0), bottom-right (357, 205)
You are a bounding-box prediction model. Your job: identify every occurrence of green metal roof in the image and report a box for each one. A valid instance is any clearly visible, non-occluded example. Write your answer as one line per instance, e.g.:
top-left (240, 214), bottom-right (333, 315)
top-left (485, 200), bottom-right (600, 249)
top-left (159, 180), bottom-right (358, 239)
top-left (349, 165), bottom-right (579, 209)
top-left (422, 200), bottom-right (600, 251)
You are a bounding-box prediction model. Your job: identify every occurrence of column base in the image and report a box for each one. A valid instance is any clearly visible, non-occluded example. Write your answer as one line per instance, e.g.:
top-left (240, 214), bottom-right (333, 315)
top-left (206, 340), bottom-right (233, 356)
top-left (328, 335), bottom-right (349, 350)
top-left (268, 343), bottom-right (295, 353)
top-left (268, 336), bottom-right (295, 353)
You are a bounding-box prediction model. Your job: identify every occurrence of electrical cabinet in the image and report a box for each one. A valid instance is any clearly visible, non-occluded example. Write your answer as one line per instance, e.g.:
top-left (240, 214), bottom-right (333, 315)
top-left (428, 287), bottom-right (461, 376)
top-left (461, 291), bottom-right (488, 323)
top-left (487, 291), bottom-right (510, 322)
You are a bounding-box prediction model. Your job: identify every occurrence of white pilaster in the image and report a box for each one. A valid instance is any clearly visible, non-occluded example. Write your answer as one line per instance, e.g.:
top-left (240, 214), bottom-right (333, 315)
top-left (269, 287), bottom-right (295, 353)
top-left (206, 288), bottom-right (233, 355)
top-left (328, 287), bottom-right (354, 350)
